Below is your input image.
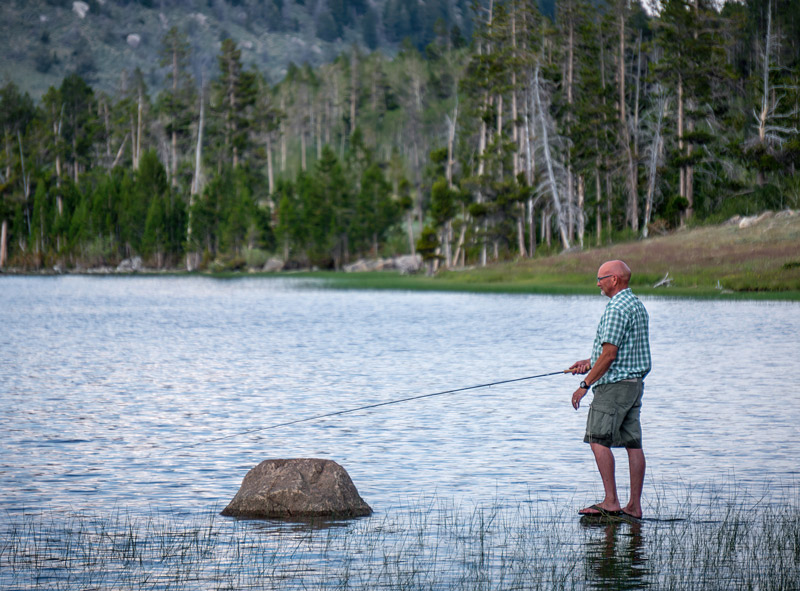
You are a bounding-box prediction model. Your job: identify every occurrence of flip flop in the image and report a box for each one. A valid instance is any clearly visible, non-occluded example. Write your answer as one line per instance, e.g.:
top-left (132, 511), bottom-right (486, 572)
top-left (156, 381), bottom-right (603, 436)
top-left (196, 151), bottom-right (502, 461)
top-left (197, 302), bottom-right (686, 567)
top-left (621, 510), bottom-right (642, 520)
top-left (578, 504), bottom-right (624, 517)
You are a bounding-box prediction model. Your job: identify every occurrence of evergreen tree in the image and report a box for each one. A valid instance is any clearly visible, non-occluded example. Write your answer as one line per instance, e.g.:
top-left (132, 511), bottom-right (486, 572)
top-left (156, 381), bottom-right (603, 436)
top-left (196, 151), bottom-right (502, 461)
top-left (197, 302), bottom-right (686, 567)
top-left (312, 145), bottom-right (351, 267)
top-left (60, 73), bottom-right (98, 184)
top-left (214, 39), bottom-right (257, 169)
top-left (653, 0), bottom-right (733, 221)
top-left (0, 82), bottom-right (36, 267)
top-left (275, 180), bottom-right (298, 261)
top-left (31, 180), bottom-right (51, 255)
top-left (158, 27), bottom-right (196, 188)
top-left (362, 7), bottom-right (379, 50)
top-left (355, 161), bottom-right (397, 256)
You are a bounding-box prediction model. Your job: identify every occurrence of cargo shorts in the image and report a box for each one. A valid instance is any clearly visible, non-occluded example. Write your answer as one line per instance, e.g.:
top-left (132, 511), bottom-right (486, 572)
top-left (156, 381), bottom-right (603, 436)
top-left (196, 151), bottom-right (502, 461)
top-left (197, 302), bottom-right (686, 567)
top-left (584, 379), bottom-right (644, 449)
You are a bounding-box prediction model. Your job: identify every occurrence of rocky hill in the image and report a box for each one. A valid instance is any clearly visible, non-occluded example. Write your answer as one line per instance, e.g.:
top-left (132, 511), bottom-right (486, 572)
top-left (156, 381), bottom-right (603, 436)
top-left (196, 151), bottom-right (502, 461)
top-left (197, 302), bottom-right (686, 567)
top-left (1, 0), bottom-right (474, 99)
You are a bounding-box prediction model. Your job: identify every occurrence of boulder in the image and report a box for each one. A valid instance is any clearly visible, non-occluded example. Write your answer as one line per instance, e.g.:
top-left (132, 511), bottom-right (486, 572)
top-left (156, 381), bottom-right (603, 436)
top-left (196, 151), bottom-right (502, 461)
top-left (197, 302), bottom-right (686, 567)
top-left (344, 258), bottom-right (385, 272)
top-left (392, 254), bottom-right (422, 275)
top-left (262, 257), bottom-right (285, 272)
top-left (342, 255), bottom-right (422, 274)
top-left (126, 34), bottom-right (141, 49)
top-left (72, 2), bottom-right (89, 19)
top-left (116, 256), bottom-right (143, 272)
top-left (221, 459), bottom-right (372, 519)
top-left (739, 211), bottom-right (773, 229)
top-left (725, 215), bottom-right (742, 226)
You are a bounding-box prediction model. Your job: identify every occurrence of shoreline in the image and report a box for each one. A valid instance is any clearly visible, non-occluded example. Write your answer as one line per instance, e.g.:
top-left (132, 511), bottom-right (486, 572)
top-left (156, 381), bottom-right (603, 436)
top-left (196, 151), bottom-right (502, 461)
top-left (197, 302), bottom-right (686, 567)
top-left (3, 268), bottom-right (800, 301)
top-left (3, 211), bottom-right (799, 301)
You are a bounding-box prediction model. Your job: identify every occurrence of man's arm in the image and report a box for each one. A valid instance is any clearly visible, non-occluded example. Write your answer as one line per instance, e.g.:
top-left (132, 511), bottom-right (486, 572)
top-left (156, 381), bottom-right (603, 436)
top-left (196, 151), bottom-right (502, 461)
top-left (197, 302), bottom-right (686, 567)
top-left (571, 343), bottom-right (618, 410)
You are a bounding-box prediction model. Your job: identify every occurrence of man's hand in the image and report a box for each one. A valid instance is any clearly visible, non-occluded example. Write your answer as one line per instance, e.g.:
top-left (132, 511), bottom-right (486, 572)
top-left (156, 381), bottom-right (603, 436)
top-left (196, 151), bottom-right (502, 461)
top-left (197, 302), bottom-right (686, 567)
top-left (572, 387), bottom-right (587, 410)
top-left (570, 359), bottom-right (591, 374)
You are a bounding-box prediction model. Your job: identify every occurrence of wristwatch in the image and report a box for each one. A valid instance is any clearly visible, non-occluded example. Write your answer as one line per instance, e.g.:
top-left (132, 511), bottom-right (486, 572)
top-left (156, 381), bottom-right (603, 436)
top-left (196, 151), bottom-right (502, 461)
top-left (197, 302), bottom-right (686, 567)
top-left (580, 380), bottom-right (590, 389)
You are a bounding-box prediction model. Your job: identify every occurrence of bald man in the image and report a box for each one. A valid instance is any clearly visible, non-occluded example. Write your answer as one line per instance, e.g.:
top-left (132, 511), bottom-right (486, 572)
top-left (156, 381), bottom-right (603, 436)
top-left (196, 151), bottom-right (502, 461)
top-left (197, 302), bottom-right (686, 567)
top-left (569, 260), bottom-right (651, 519)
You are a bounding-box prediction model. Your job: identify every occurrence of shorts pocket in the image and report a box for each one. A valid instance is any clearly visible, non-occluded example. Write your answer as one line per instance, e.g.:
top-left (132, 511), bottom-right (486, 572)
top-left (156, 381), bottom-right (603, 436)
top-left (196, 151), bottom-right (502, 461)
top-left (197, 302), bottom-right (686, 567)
top-left (586, 404), bottom-right (617, 443)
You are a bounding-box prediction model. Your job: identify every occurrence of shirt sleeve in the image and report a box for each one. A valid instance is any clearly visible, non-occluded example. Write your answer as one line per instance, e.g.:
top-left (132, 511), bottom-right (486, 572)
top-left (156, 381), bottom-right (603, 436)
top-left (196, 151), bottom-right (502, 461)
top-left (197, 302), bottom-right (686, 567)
top-left (598, 305), bottom-right (629, 348)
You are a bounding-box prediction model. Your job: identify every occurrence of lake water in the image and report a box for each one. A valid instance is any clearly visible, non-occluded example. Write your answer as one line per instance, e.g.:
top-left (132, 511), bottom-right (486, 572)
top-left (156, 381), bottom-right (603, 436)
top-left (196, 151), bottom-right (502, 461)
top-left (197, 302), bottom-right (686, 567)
top-left (2, 276), bottom-right (799, 589)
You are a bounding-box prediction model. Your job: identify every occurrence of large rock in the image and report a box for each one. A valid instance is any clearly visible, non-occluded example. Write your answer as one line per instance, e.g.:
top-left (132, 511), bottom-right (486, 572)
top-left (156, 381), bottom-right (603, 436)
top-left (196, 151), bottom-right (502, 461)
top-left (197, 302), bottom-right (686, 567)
top-left (221, 459), bottom-right (372, 519)
top-left (739, 211), bottom-right (773, 229)
top-left (392, 254), bottom-right (422, 274)
top-left (342, 254), bottom-right (422, 274)
top-left (116, 256), bottom-right (143, 272)
top-left (73, 2), bottom-right (89, 19)
top-left (344, 258), bottom-right (385, 272)
top-left (262, 257), bottom-right (285, 272)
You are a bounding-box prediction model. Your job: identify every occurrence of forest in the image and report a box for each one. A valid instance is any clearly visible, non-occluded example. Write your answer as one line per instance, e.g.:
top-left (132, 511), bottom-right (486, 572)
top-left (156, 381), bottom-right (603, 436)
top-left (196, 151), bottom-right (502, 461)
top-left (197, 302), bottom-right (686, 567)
top-left (0, 0), bottom-right (798, 272)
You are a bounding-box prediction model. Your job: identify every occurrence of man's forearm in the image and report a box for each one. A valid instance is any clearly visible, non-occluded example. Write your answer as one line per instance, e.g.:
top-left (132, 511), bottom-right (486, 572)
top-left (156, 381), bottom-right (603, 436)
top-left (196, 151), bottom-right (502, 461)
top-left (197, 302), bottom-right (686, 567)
top-left (584, 346), bottom-right (617, 387)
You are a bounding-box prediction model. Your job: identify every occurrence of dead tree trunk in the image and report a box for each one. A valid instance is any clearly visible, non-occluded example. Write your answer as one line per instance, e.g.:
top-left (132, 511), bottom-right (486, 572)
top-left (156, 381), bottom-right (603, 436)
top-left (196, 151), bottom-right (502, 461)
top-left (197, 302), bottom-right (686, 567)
top-left (0, 219), bottom-right (7, 268)
top-left (533, 66), bottom-right (571, 250)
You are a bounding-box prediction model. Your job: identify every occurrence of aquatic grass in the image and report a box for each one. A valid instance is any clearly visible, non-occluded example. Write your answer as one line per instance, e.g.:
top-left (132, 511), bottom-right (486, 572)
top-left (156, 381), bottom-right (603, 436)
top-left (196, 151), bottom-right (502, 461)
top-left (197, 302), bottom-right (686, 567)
top-left (1, 483), bottom-right (798, 590)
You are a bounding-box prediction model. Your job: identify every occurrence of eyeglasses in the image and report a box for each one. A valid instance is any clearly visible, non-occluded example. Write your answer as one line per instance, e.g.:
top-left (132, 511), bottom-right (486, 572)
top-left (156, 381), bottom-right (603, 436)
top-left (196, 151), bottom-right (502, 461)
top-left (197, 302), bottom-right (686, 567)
top-left (596, 274), bottom-right (614, 282)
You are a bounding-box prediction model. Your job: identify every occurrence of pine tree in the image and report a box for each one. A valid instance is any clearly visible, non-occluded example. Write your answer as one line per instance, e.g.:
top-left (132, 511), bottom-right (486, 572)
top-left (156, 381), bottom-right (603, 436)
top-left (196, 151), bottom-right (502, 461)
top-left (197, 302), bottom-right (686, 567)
top-left (0, 82), bottom-right (36, 267)
top-left (571, 1), bottom-right (617, 244)
top-left (214, 39), bottom-right (257, 170)
top-left (158, 27), bottom-right (196, 188)
top-left (60, 74), bottom-right (98, 184)
top-left (654, 0), bottom-right (732, 221)
top-left (356, 161), bottom-right (397, 256)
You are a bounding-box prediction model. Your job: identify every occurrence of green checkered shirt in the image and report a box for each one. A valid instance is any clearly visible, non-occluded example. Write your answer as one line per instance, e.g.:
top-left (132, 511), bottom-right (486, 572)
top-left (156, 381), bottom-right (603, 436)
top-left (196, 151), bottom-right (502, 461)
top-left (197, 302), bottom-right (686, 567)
top-left (591, 288), bottom-right (651, 385)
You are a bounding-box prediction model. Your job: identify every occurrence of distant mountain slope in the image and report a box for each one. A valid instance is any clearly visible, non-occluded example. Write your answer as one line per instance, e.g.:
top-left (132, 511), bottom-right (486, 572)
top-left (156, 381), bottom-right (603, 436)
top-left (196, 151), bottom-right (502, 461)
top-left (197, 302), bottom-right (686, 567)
top-left (1, 0), bottom-right (474, 99)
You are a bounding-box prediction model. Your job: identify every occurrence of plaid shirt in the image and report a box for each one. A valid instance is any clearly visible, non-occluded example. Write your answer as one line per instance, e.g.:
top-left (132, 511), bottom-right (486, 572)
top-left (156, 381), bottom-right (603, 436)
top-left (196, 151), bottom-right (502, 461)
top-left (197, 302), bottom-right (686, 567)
top-left (591, 288), bottom-right (651, 385)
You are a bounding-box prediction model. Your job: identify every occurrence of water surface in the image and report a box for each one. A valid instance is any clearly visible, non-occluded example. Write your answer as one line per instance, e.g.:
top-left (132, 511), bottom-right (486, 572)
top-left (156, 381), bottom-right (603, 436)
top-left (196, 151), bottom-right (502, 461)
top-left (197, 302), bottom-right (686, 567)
top-left (2, 276), bottom-right (799, 588)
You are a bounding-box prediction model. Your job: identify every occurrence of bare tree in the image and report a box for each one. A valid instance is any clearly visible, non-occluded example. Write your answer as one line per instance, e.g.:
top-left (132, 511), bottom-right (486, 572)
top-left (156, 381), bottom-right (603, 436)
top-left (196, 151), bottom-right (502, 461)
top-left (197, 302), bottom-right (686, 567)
top-left (642, 87), bottom-right (669, 237)
top-left (532, 66), bottom-right (571, 250)
top-left (749, 0), bottom-right (799, 185)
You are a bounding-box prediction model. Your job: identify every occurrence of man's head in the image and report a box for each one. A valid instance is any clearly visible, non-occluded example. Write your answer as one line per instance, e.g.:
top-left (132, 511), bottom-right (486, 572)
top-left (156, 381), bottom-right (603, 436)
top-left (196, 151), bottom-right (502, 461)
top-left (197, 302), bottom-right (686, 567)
top-left (596, 260), bottom-right (631, 298)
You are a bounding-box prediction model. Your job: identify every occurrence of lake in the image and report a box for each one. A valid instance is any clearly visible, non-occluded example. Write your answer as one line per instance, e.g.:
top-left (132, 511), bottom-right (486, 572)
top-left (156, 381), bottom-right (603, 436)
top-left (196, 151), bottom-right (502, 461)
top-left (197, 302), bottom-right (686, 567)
top-left (2, 275), bottom-right (799, 589)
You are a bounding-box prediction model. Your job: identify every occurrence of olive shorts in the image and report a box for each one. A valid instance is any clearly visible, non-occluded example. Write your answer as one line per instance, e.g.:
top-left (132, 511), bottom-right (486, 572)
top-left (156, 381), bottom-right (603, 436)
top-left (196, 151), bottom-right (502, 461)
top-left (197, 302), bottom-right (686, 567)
top-left (584, 379), bottom-right (644, 449)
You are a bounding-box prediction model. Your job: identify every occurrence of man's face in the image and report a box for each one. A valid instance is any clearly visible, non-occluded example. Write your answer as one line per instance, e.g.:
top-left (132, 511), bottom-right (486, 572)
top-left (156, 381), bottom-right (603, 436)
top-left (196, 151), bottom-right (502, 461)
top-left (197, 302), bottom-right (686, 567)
top-left (596, 270), bottom-right (615, 297)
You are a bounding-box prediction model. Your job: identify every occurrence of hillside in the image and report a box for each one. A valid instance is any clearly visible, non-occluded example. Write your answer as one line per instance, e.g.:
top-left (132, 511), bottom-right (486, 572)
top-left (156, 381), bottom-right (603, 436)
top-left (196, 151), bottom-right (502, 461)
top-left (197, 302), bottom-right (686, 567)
top-left (2, 0), bottom-right (798, 282)
top-left (0, 0), bottom-right (474, 99)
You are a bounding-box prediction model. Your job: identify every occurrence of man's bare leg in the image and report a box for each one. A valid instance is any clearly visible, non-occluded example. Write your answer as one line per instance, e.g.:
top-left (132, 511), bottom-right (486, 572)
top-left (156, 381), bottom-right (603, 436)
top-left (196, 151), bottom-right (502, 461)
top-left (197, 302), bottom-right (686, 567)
top-left (580, 443), bottom-right (622, 514)
top-left (623, 448), bottom-right (646, 518)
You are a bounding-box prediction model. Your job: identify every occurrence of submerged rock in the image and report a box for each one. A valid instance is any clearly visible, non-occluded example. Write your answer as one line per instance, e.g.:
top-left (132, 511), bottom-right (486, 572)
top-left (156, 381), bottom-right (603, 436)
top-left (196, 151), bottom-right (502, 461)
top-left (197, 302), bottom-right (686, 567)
top-left (221, 458), bottom-right (372, 520)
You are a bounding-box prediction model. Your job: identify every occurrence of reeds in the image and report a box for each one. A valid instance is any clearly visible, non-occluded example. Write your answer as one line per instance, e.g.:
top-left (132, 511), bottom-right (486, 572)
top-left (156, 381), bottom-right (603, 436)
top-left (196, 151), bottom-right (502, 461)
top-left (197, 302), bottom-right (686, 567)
top-left (1, 485), bottom-right (798, 590)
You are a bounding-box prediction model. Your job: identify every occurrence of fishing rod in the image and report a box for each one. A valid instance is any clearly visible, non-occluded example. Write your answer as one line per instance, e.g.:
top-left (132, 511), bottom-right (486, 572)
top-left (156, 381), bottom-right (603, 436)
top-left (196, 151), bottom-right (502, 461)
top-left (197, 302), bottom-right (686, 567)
top-left (165, 369), bottom-right (572, 453)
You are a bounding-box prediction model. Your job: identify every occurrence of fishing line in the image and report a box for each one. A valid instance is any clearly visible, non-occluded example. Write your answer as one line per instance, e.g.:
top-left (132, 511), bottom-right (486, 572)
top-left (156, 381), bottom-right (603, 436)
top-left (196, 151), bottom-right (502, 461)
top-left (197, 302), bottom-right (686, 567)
top-left (165, 369), bottom-right (571, 453)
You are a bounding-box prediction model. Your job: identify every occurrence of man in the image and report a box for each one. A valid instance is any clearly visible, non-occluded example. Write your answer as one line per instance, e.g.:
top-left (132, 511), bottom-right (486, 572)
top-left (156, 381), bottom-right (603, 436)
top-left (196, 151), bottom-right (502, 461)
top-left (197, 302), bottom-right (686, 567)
top-left (570, 260), bottom-right (651, 519)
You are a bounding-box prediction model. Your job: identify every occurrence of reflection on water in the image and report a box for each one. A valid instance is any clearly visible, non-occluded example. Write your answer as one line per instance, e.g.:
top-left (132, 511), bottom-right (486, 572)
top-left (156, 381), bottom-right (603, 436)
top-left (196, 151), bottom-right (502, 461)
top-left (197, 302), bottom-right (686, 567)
top-left (581, 518), bottom-right (649, 590)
